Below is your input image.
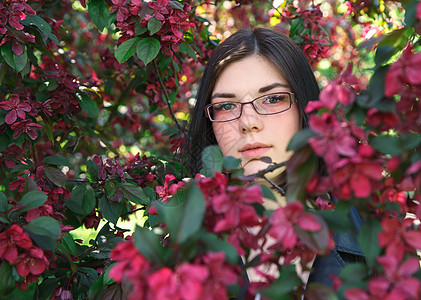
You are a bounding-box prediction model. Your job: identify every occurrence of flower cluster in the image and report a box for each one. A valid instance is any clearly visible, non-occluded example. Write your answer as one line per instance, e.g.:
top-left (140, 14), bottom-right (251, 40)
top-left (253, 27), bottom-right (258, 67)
top-left (0, 0), bottom-right (36, 55)
top-left (385, 45), bottom-right (421, 133)
top-left (109, 238), bottom-right (239, 300)
top-left (0, 225), bottom-right (50, 291)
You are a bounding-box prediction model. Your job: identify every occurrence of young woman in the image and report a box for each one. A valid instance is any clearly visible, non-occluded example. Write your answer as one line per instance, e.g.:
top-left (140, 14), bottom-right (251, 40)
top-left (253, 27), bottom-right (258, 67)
top-left (187, 27), bottom-right (364, 288)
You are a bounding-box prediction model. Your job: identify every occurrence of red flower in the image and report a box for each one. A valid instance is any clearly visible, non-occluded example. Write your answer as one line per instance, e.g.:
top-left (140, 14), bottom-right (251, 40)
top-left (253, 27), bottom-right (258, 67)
top-left (147, 268), bottom-right (178, 300)
top-left (378, 218), bottom-right (421, 259)
top-left (10, 119), bottom-right (42, 140)
top-left (268, 201), bottom-right (321, 250)
top-left (201, 252), bottom-right (238, 300)
top-left (0, 225), bottom-right (32, 263)
top-left (308, 113), bottom-right (364, 166)
top-left (110, 0), bottom-right (130, 22)
top-left (331, 158), bottom-right (383, 199)
top-left (211, 185), bottom-right (262, 232)
top-left (0, 94), bottom-right (31, 124)
top-left (385, 45), bottom-right (421, 97)
top-left (12, 247), bottom-right (50, 277)
top-left (146, 0), bottom-right (170, 21)
top-left (176, 263), bottom-right (209, 300)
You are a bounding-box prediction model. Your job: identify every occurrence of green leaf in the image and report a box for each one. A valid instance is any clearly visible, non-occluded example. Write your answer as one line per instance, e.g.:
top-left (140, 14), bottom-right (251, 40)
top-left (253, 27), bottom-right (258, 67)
top-left (366, 65), bottom-right (389, 104)
top-left (290, 18), bottom-right (305, 36)
top-left (23, 216), bottom-right (61, 250)
top-left (86, 159), bottom-right (99, 183)
top-left (147, 17), bottom-right (162, 35)
top-left (370, 135), bottom-right (401, 156)
top-left (15, 190), bottom-right (47, 214)
top-left (44, 166), bottom-right (67, 187)
top-left (316, 201), bottom-right (352, 233)
top-left (143, 186), bottom-right (157, 200)
top-left (200, 233), bottom-right (238, 265)
top-left (121, 183), bottom-right (150, 205)
top-left (0, 192), bottom-right (9, 212)
top-left (78, 267), bottom-right (99, 288)
top-left (115, 37), bottom-right (140, 63)
top-left (88, 276), bottom-right (105, 300)
top-left (38, 278), bottom-right (60, 300)
top-left (77, 93), bottom-right (99, 120)
top-left (0, 261), bottom-right (15, 296)
top-left (179, 42), bottom-right (197, 61)
top-left (61, 232), bottom-right (77, 257)
top-left (136, 37), bottom-right (160, 65)
top-left (260, 264), bottom-right (302, 298)
top-left (42, 154), bottom-right (71, 167)
top-left (223, 156), bottom-right (241, 171)
top-left (162, 183), bottom-right (205, 244)
top-left (0, 135), bottom-right (10, 152)
top-left (133, 225), bottom-right (165, 264)
top-left (135, 23), bottom-right (148, 35)
top-left (20, 14), bottom-right (59, 45)
top-left (1, 43), bottom-right (27, 72)
top-left (287, 128), bottom-right (317, 151)
top-left (404, 0), bottom-right (418, 27)
top-left (66, 185), bottom-right (96, 216)
top-left (358, 218), bottom-right (381, 266)
top-left (201, 145), bottom-right (223, 177)
top-left (10, 164), bottom-right (31, 173)
top-left (88, 0), bottom-right (111, 31)
top-left (260, 184), bottom-right (277, 202)
top-left (98, 196), bottom-right (122, 224)
top-left (339, 263), bottom-right (368, 283)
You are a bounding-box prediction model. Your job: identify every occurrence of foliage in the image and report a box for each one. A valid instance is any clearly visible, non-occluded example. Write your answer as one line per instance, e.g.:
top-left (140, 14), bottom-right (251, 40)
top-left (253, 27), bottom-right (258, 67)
top-left (0, 0), bottom-right (420, 299)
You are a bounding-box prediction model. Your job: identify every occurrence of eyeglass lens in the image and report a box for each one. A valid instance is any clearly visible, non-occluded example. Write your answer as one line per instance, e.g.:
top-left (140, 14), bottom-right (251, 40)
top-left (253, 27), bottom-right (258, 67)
top-left (208, 93), bottom-right (291, 122)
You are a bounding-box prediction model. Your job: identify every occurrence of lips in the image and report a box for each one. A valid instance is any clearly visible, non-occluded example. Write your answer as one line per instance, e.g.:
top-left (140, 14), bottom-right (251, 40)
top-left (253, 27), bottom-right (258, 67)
top-left (239, 143), bottom-right (272, 159)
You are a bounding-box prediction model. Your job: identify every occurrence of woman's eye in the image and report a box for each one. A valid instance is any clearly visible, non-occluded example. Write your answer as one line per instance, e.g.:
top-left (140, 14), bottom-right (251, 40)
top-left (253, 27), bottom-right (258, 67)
top-left (214, 102), bottom-right (236, 111)
top-left (263, 95), bottom-right (288, 104)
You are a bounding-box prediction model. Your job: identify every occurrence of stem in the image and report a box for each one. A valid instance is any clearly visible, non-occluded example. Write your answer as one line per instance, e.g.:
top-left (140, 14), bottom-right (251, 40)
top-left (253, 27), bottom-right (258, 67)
top-left (120, 206), bottom-right (145, 218)
top-left (262, 174), bottom-right (286, 196)
top-left (152, 60), bottom-right (183, 132)
top-left (239, 161), bottom-right (286, 181)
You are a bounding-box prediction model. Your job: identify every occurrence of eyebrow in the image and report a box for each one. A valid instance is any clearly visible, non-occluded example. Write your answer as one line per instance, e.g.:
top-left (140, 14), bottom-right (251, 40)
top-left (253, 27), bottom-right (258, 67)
top-left (210, 83), bottom-right (289, 100)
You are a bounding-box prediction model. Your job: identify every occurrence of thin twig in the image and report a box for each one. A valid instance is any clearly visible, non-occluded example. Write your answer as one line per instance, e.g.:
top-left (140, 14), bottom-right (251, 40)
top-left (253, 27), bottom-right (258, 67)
top-left (262, 174), bottom-right (286, 196)
top-left (238, 161), bottom-right (286, 181)
top-left (152, 60), bottom-right (183, 132)
top-left (120, 206), bottom-right (145, 218)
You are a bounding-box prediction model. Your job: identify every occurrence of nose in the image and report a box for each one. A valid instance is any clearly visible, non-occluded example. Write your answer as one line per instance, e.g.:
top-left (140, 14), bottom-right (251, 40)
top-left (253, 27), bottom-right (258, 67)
top-left (238, 102), bottom-right (263, 134)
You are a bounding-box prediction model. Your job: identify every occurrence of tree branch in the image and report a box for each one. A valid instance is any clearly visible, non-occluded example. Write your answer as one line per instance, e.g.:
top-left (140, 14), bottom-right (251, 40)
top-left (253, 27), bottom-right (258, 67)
top-left (153, 60), bottom-right (183, 132)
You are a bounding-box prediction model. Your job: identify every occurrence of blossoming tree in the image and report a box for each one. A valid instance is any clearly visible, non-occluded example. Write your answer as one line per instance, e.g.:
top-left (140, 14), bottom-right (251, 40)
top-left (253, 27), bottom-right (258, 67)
top-left (0, 0), bottom-right (420, 299)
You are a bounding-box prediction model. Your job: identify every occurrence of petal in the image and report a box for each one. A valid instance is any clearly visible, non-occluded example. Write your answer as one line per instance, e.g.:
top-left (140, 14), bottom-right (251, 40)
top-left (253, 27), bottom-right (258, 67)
top-left (297, 213), bottom-right (321, 232)
top-left (350, 172), bottom-right (371, 198)
top-left (403, 231), bottom-right (421, 250)
top-left (5, 110), bottom-right (17, 124)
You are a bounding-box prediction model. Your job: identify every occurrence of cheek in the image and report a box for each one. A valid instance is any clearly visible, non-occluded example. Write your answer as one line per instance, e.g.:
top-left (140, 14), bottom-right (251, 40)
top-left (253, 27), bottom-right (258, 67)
top-left (212, 122), bottom-right (240, 156)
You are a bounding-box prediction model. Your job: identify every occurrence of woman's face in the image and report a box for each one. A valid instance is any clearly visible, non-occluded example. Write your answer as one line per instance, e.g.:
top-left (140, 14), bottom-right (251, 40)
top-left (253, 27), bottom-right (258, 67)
top-left (211, 55), bottom-right (301, 179)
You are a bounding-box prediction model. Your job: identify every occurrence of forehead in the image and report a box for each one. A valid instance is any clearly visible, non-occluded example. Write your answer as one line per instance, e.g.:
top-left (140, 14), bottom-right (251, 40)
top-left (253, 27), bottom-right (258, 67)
top-left (212, 55), bottom-right (289, 98)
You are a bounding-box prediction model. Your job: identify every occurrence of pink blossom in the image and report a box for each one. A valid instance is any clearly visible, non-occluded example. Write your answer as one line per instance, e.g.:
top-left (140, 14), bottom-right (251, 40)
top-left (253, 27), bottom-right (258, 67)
top-left (268, 201), bottom-right (321, 250)
top-left (10, 119), bottom-right (42, 140)
top-left (0, 94), bottom-right (31, 124)
top-left (12, 247), bottom-right (50, 277)
top-left (385, 45), bottom-right (421, 97)
top-left (0, 225), bottom-right (33, 263)
top-left (331, 158), bottom-right (383, 199)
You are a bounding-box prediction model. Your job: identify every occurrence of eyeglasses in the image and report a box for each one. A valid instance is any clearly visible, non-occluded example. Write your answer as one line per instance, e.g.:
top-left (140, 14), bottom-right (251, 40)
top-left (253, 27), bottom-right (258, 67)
top-left (205, 92), bottom-right (296, 122)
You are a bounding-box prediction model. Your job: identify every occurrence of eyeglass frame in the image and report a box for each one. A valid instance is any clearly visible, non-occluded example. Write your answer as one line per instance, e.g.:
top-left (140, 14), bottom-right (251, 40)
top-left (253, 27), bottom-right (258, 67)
top-left (204, 91), bottom-right (296, 122)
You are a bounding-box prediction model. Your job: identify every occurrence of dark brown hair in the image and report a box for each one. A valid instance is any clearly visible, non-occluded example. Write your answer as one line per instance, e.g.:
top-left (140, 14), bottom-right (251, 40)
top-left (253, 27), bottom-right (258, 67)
top-left (187, 27), bottom-right (320, 175)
